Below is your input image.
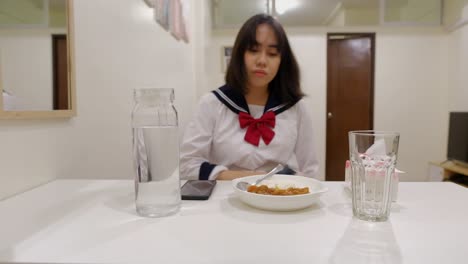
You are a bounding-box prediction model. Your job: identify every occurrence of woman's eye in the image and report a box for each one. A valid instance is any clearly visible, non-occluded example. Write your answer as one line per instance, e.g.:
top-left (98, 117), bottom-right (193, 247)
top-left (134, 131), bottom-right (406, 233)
top-left (268, 52), bottom-right (279, 56)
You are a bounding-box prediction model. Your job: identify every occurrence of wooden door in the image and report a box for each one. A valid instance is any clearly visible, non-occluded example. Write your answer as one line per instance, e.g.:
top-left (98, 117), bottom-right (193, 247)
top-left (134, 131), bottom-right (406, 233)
top-left (326, 33), bottom-right (375, 181)
top-left (52, 34), bottom-right (68, 110)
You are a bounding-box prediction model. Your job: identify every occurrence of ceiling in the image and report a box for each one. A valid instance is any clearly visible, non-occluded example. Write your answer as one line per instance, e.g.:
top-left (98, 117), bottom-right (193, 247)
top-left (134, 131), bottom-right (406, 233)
top-left (0, 0), bottom-right (66, 26)
top-left (213, 0), bottom-right (442, 28)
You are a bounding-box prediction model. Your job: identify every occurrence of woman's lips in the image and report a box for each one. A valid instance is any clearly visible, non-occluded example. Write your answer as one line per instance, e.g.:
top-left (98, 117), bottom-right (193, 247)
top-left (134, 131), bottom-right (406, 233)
top-left (254, 70), bottom-right (267, 77)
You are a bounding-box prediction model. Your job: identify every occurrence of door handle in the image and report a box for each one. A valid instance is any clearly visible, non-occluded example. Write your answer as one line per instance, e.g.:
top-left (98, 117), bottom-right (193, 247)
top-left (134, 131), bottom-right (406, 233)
top-left (327, 112), bottom-right (333, 119)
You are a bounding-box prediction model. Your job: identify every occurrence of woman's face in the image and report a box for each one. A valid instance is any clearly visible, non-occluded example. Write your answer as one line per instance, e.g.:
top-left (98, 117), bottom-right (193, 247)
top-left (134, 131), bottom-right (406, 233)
top-left (244, 23), bottom-right (281, 92)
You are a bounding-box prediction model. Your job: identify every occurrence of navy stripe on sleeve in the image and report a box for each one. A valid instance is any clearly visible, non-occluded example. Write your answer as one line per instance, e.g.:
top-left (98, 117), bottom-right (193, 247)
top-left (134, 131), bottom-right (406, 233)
top-left (199, 162), bottom-right (217, 180)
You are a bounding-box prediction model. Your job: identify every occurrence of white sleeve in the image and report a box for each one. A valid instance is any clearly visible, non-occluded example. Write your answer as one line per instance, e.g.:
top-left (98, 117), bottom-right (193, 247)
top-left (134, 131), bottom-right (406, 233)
top-left (294, 100), bottom-right (320, 179)
top-left (180, 94), bottom-right (228, 180)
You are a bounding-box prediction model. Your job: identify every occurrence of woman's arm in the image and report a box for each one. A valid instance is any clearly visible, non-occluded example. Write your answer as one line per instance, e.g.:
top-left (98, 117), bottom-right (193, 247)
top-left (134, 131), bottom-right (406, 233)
top-left (180, 95), bottom-right (224, 180)
top-left (294, 100), bottom-right (320, 178)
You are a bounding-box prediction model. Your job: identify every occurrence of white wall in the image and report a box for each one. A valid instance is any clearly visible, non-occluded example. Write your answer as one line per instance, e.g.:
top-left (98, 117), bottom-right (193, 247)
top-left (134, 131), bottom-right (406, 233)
top-left (204, 29), bottom-right (449, 181)
top-left (0, 119), bottom-right (70, 201)
top-left (67, 0), bottom-right (196, 179)
top-left (448, 18), bottom-right (468, 111)
top-left (374, 32), bottom-right (449, 181)
top-left (0, 34), bottom-right (52, 110)
top-left (0, 0), bottom-right (196, 200)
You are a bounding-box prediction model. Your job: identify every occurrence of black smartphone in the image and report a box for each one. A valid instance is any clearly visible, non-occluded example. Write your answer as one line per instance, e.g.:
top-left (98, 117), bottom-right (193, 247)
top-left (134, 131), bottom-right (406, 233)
top-left (181, 180), bottom-right (217, 200)
top-left (277, 165), bottom-right (296, 175)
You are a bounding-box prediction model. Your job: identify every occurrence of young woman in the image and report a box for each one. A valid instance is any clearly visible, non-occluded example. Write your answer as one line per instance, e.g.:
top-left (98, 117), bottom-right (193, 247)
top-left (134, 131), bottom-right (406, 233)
top-left (180, 14), bottom-right (319, 180)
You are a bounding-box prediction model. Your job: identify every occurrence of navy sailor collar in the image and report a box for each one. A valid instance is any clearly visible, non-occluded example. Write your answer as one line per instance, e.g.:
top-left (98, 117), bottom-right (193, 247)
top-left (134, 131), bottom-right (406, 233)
top-left (212, 84), bottom-right (297, 115)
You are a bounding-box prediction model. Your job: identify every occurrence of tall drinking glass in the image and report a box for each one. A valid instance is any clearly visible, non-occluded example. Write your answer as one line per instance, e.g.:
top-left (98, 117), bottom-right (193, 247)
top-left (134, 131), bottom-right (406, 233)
top-left (349, 131), bottom-right (400, 222)
top-left (132, 88), bottom-right (181, 217)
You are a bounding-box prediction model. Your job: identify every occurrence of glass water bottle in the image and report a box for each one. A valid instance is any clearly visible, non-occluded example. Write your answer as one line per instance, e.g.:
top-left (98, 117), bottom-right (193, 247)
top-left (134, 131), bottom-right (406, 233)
top-left (132, 88), bottom-right (181, 217)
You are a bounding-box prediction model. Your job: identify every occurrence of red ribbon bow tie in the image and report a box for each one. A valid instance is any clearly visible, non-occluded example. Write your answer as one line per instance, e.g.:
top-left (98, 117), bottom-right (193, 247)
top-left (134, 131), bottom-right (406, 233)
top-left (239, 111), bottom-right (276, 146)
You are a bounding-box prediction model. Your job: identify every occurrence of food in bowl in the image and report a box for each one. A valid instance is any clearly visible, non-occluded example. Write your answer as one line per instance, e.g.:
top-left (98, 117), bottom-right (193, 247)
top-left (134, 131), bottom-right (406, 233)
top-left (233, 175), bottom-right (328, 211)
top-left (247, 184), bottom-right (310, 195)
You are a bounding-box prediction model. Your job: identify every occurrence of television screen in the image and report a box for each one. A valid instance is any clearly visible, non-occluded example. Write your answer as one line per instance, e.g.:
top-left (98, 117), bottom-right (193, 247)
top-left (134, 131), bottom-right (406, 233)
top-left (447, 112), bottom-right (468, 166)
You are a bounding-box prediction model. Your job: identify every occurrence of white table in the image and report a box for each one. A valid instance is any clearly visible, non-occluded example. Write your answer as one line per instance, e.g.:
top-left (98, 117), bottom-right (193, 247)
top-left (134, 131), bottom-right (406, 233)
top-left (0, 180), bottom-right (467, 264)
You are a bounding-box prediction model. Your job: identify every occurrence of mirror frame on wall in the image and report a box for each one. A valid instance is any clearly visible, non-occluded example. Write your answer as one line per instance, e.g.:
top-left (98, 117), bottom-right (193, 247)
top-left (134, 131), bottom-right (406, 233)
top-left (0, 0), bottom-right (76, 119)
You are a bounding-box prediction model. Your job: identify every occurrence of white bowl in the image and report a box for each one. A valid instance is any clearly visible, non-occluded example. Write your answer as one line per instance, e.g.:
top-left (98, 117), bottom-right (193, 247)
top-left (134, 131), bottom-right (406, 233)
top-left (232, 174), bottom-right (328, 211)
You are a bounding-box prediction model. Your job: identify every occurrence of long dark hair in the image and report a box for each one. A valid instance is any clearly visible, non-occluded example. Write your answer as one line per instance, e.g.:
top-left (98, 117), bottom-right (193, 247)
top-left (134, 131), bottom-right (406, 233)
top-left (225, 14), bottom-right (304, 103)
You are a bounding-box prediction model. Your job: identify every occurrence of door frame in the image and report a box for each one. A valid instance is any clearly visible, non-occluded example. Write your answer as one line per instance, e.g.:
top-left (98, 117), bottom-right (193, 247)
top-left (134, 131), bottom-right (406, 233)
top-left (325, 32), bottom-right (376, 181)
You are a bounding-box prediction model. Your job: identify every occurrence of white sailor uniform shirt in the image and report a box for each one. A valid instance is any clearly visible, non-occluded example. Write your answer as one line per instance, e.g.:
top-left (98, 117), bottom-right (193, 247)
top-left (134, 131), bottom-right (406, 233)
top-left (180, 85), bottom-right (319, 180)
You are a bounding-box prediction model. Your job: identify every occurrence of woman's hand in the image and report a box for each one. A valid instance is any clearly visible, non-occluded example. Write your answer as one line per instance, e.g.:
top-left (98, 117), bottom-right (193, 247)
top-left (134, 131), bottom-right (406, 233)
top-left (216, 170), bottom-right (265, 180)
